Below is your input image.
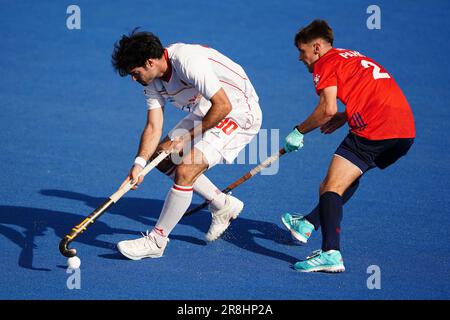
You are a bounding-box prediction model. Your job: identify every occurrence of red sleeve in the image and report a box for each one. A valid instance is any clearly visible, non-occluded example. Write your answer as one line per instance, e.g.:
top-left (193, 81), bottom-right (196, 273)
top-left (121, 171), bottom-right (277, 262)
top-left (313, 60), bottom-right (337, 94)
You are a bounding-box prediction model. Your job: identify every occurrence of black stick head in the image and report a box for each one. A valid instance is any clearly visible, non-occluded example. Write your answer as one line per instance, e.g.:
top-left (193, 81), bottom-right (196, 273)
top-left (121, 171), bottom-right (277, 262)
top-left (59, 237), bottom-right (77, 257)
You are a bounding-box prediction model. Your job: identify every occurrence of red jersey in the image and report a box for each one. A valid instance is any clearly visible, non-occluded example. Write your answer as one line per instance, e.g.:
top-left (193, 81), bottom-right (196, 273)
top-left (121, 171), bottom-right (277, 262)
top-left (313, 48), bottom-right (415, 140)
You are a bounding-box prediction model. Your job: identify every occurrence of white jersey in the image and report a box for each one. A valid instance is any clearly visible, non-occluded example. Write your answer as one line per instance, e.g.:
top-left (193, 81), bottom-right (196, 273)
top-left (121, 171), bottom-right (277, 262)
top-left (144, 43), bottom-right (259, 126)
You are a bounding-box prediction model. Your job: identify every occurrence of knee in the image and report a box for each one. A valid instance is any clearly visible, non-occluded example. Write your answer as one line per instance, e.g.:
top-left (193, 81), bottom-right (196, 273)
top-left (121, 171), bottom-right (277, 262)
top-left (319, 181), bottom-right (328, 195)
top-left (320, 180), bottom-right (343, 196)
top-left (175, 164), bottom-right (196, 185)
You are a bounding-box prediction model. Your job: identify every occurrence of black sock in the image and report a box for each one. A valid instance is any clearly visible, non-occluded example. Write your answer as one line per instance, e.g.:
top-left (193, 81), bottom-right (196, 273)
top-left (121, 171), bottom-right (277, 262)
top-left (305, 179), bottom-right (359, 229)
top-left (319, 191), bottom-right (343, 252)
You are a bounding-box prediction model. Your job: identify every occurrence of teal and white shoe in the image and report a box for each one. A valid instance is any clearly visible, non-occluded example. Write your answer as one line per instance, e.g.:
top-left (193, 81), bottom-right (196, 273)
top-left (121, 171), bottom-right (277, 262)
top-left (281, 213), bottom-right (314, 244)
top-left (294, 250), bottom-right (345, 273)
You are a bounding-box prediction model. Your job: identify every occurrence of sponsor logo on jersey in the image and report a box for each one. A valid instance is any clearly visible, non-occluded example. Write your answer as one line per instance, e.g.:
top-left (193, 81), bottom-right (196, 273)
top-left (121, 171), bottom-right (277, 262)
top-left (313, 74), bottom-right (321, 86)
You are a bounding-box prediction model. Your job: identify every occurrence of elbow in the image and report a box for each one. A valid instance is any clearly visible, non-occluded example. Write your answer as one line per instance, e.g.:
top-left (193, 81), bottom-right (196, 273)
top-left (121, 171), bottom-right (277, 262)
top-left (222, 102), bottom-right (232, 117)
top-left (144, 125), bottom-right (162, 137)
top-left (323, 103), bottom-right (338, 119)
top-left (153, 128), bottom-right (163, 137)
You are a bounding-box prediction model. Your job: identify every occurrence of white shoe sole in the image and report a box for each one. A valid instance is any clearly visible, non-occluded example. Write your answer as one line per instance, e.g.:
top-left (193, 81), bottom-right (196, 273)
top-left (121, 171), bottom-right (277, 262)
top-left (297, 265), bottom-right (345, 273)
top-left (117, 243), bottom-right (164, 260)
top-left (281, 216), bottom-right (308, 244)
top-left (206, 200), bottom-right (244, 242)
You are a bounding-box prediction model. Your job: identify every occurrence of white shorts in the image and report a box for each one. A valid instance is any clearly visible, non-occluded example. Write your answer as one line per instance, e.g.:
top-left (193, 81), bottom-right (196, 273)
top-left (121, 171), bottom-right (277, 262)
top-left (168, 98), bottom-right (262, 168)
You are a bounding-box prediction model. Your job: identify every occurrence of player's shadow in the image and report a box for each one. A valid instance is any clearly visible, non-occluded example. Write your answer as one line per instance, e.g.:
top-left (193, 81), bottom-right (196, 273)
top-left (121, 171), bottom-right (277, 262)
top-left (0, 189), bottom-right (297, 270)
top-left (0, 203), bottom-right (141, 271)
top-left (38, 189), bottom-right (298, 264)
top-left (39, 189), bottom-right (208, 247)
top-left (191, 212), bottom-right (300, 265)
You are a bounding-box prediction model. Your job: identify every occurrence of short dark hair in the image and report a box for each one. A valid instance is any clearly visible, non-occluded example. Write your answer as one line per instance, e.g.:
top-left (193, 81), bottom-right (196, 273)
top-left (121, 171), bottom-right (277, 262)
top-left (294, 19), bottom-right (334, 46)
top-left (112, 28), bottom-right (164, 76)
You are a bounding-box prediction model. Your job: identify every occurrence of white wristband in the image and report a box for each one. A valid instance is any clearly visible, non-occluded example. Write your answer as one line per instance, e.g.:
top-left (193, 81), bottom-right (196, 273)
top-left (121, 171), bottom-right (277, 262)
top-left (134, 156), bottom-right (147, 168)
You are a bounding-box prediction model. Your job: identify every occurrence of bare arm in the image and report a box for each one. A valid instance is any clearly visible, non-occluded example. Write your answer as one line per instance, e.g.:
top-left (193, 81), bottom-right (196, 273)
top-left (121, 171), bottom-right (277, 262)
top-left (120, 107), bottom-right (163, 190)
top-left (171, 88), bottom-right (232, 151)
top-left (136, 107), bottom-right (164, 161)
top-left (320, 111), bottom-right (347, 134)
top-left (296, 86), bottom-right (338, 134)
top-left (192, 88), bottom-right (231, 136)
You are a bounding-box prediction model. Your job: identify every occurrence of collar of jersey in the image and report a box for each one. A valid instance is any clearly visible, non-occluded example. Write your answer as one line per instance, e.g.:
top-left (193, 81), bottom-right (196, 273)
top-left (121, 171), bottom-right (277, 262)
top-left (313, 47), bottom-right (337, 72)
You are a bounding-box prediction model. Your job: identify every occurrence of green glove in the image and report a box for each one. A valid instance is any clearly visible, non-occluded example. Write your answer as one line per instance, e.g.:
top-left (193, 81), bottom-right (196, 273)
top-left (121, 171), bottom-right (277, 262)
top-left (284, 128), bottom-right (304, 152)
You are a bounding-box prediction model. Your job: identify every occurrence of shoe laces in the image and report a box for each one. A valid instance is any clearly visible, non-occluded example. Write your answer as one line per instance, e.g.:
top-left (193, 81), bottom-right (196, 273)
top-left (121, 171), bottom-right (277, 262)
top-left (211, 197), bottom-right (231, 221)
top-left (306, 249), bottom-right (323, 260)
top-left (140, 230), bottom-right (157, 249)
top-left (211, 212), bottom-right (227, 224)
top-left (290, 215), bottom-right (304, 227)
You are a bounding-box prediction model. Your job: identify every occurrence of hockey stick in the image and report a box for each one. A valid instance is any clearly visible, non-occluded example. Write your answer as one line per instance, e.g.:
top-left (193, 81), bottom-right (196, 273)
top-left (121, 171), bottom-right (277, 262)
top-left (59, 151), bottom-right (170, 257)
top-left (184, 148), bottom-right (286, 217)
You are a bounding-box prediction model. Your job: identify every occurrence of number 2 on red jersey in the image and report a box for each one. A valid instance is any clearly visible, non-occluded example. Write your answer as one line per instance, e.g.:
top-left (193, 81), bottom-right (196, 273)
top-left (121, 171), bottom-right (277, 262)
top-left (361, 60), bottom-right (391, 80)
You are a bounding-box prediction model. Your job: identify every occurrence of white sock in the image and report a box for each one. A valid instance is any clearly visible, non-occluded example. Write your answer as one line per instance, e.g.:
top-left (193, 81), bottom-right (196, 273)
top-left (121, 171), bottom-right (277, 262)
top-left (193, 174), bottom-right (227, 210)
top-left (164, 167), bottom-right (226, 210)
top-left (154, 184), bottom-right (193, 237)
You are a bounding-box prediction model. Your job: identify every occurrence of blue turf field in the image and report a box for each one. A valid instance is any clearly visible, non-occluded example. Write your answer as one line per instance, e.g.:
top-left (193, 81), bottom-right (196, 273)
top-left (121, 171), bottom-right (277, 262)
top-left (1, 0), bottom-right (450, 300)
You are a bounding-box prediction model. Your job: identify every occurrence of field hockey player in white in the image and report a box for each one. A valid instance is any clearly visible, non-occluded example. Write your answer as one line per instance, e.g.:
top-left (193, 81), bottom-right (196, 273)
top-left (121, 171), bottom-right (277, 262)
top-left (112, 29), bottom-right (262, 260)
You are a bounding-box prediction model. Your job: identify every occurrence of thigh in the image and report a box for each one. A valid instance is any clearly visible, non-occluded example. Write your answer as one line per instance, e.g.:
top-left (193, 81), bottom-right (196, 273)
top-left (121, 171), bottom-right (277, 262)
top-left (175, 147), bottom-right (210, 185)
top-left (193, 117), bottom-right (242, 168)
top-left (375, 138), bottom-right (414, 169)
top-left (151, 113), bottom-right (202, 172)
top-left (321, 155), bottom-right (363, 196)
top-left (335, 133), bottom-right (398, 173)
top-left (197, 114), bottom-right (262, 168)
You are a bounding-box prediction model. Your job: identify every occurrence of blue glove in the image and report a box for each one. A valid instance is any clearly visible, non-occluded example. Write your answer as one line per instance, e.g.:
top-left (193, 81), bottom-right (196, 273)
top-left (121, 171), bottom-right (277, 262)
top-left (284, 128), bottom-right (304, 152)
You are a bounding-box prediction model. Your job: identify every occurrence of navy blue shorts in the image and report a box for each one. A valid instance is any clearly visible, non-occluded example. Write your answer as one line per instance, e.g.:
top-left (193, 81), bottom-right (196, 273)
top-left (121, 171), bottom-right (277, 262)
top-left (335, 132), bottom-right (414, 173)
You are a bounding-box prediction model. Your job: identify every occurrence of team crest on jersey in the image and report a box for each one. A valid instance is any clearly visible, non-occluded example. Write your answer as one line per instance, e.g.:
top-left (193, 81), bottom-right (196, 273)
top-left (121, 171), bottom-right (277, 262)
top-left (313, 74), bottom-right (320, 86)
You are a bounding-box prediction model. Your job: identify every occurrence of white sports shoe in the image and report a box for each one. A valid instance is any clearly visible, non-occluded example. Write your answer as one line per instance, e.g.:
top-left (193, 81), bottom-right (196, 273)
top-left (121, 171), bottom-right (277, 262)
top-left (117, 230), bottom-right (169, 260)
top-left (205, 194), bottom-right (244, 242)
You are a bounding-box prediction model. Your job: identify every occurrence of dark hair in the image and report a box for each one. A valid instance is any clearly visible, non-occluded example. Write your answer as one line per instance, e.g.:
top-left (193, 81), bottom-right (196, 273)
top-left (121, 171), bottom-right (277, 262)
top-left (294, 19), bottom-right (334, 46)
top-left (112, 28), bottom-right (164, 76)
